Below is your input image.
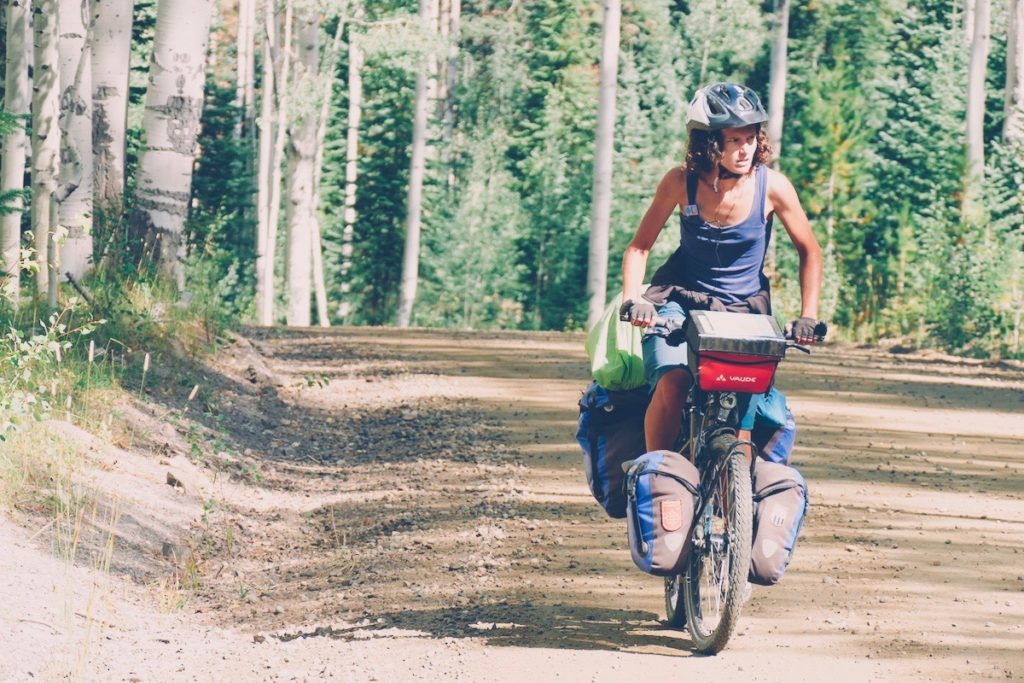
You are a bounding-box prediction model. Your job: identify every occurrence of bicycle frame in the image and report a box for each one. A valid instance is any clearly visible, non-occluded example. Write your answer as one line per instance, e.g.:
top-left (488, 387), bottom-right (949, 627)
top-left (686, 388), bottom-right (742, 546)
top-left (644, 310), bottom-right (824, 652)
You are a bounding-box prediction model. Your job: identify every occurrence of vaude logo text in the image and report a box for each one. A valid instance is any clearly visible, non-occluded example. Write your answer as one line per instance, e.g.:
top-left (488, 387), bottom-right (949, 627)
top-left (716, 373), bottom-right (757, 383)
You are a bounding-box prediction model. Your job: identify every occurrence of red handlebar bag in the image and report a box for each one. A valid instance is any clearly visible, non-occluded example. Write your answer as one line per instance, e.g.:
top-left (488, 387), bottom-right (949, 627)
top-left (694, 351), bottom-right (780, 393)
top-left (684, 310), bottom-right (787, 394)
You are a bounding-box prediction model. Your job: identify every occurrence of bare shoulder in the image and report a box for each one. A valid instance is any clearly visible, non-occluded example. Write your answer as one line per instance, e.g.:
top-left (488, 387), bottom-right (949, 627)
top-left (765, 166), bottom-right (799, 206)
top-left (765, 166), bottom-right (796, 193)
top-left (653, 166), bottom-right (688, 206)
top-left (659, 166), bottom-right (687, 192)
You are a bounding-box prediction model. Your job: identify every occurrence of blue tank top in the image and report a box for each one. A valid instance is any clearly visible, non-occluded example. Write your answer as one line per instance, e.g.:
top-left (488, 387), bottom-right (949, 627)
top-left (649, 164), bottom-right (772, 306)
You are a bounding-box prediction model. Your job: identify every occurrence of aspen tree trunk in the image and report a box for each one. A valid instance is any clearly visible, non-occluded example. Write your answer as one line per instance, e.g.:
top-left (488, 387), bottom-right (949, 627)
top-left (91, 0), bottom-right (133, 253)
top-left (1006, 0), bottom-right (1024, 144)
top-left (438, 0), bottom-right (448, 110)
top-left (963, 0), bottom-right (990, 221)
top-left (441, 0), bottom-right (459, 187)
top-left (964, 0), bottom-right (976, 45)
top-left (339, 28), bottom-right (362, 323)
top-left (259, 0), bottom-right (293, 324)
top-left (823, 166), bottom-right (838, 319)
top-left (1, 0), bottom-right (31, 300)
top-left (586, 0), bottom-right (620, 328)
top-left (309, 15), bottom-right (346, 328)
top-left (766, 0), bottom-right (789, 164)
top-left (698, 13), bottom-right (715, 84)
top-left (255, 0), bottom-right (275, 324)
top-left (284, 11), bottom-right (318, 327)
top-left (58, 0), bottom-right (93, 280)
top-left (131, 0), bottom-right (214, 290)
top-left (235, 0), bottom-right (255, 139)
top-left (764, 0), bottom-right (790, 280)
top-left (32, 0), bottom-right (60, 300)
top-left (396, 0), bottom-right (438, 328)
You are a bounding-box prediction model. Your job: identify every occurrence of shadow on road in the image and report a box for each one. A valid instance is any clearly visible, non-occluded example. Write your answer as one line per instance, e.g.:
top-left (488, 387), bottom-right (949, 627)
top-left (273, 603), bottom-right (701, 655)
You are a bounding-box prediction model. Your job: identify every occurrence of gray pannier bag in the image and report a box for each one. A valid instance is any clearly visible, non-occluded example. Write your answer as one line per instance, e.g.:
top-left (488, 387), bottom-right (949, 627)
top-left (625, 450), bottom-right (700, 576)
top-left (749, 459), bottom-right (809, 586)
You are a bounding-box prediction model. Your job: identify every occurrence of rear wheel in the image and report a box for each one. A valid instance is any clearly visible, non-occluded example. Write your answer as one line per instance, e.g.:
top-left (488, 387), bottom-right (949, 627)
top-left (683, 433), bottom-right (752, 654)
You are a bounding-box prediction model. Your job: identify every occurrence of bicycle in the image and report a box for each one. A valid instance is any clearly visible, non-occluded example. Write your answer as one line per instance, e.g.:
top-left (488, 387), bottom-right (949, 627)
top-left (646, 309), bottom-right (825, 654)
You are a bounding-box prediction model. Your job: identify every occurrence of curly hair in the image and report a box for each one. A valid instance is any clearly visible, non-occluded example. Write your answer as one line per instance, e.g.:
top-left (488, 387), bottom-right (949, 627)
top-left (684, 125), bottom-right (772, 177)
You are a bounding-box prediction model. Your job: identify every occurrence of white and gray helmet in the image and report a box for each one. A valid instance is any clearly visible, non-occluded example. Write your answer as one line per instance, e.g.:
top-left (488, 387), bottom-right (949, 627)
top-left (686, 82), bottom-right (768, 132)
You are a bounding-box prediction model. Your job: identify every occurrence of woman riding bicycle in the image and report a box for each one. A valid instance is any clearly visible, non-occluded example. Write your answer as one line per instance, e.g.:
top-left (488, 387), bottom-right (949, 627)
top-left (619, 82), bottom-right (823, 454)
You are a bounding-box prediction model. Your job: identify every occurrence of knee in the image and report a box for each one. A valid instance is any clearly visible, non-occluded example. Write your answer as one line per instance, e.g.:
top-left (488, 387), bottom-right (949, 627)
top-left (652, 368), bottom-right (691, 409)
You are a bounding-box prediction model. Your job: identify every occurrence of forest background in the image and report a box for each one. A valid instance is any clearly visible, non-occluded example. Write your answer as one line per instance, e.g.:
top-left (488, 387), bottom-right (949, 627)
top-left (0, 0), bottom-right (1022, 361)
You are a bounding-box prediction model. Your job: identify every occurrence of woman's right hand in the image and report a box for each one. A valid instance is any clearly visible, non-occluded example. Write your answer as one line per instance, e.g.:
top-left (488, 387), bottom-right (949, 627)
top-left (618, 299), bottom-right (657, 327)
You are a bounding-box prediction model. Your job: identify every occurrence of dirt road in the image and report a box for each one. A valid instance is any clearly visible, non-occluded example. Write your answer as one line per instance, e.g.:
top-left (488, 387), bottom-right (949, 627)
top-left (3, 327), bottom-right (1023, 681)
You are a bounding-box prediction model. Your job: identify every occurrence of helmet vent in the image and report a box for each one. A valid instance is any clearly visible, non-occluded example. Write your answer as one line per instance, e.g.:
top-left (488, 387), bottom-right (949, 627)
top-left (685, 82), bottom-right (768, 132)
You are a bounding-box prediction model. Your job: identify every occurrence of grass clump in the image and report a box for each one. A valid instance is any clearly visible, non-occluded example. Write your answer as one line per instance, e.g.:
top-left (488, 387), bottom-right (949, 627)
top-left (0, 261), bottom-right (235, 511)
top-left (0, 426), bottom-right (86, 518)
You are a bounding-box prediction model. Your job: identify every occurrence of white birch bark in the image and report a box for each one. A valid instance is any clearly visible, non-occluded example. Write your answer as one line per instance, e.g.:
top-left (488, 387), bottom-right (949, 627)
top-left (32, 0), bottom-right (60, 299)
top-left (438, 0), bottom-right (448, 109)
top-left (58, 0), bottom-right (93, 280)
top-left (259, 0), bottom-right (293, 324)
top-left (586, 0), bottom-right (620, 328)
top-left (284, 11), bottom-right (318, 327)
top-left (763, 0), bottom-right (790, 280)
top-left (766, 0), bottom-right (789, 164)
top-left (132, 0), bottom-right (214, 290)
top-left (309, 15), bottom-right (346, 328)
top-left (1006, 0), bottom-right (1024, 144)
top-left (965, 0), bottom-right (976, 45)
top-left (91, 0), bottom-right (133, 233)
top-left (339, 29), bottom-right (362, 322)
top-left (1, 0), bottom-right (31, 300)
top-left (255, 0), bottom-right (275, 325)
top-left (964, 0), bottom-right (990, 221)
top-left (396, 0), bottom-right (438, 328)
top-left (441, 0), bottom-right (459, 187)
top-left (235, 0), bottom-right (254, 138)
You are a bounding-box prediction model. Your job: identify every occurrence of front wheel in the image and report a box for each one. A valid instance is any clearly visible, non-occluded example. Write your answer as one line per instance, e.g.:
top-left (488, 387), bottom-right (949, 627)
top-left (683, 434), bottom-right (752, 654)
top-left (664, 574), bottom-right (686, 627)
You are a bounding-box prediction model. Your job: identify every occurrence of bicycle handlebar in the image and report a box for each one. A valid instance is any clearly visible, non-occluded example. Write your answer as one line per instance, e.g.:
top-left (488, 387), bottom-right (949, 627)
top-left (639, 316), bottom-right (828, 352)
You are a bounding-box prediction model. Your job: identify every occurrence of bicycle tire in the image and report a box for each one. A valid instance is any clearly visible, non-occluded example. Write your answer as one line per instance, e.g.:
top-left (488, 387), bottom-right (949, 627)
top-left (664, 574), bottom-right (686, 627)
top-left (683, 433), bottom-right (752, 654)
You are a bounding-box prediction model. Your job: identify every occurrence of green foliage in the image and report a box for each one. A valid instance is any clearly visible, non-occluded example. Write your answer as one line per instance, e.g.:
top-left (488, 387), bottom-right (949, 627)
top-left (322, 54), bottom-right (414, 326)
top-left (190, 77), bottom-right (257, 321)
top-left (0, 301), bottom-right (101, 438)
top-left (934, 231), bottom-right (1004, 355)
top-left (675, 0), bottom-right (767, 84)
top-left (36, 0), bottom-right (1019, 357)
top-left (417, 129), bottom-right (527, 328)
top-left (847, 0), bottom-right (970, 345)
top-left (125, 0), bottom-right (158, 183)
top-left (781, 0), bottom-right (892, 329)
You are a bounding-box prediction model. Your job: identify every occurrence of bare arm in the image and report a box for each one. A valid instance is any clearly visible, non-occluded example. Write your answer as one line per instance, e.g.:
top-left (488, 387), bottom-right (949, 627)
top-left (622, 168), bottom-right (685, 304)
top-left (767, 169), bottom-right (822, 320)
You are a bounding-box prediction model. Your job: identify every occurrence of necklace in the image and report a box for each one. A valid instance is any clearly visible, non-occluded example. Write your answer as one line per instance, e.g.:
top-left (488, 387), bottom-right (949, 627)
top-left (706, 172), bottom-right (749, 227)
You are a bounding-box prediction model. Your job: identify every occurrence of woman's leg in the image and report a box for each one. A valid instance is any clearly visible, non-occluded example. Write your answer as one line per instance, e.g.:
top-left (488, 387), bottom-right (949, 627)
top-left (645, 367), bottom-right (691, 451)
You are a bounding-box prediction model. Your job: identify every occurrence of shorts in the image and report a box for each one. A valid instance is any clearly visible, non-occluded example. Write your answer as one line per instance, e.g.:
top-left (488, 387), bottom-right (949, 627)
top-left (641, 300), bottom-right (760, 431)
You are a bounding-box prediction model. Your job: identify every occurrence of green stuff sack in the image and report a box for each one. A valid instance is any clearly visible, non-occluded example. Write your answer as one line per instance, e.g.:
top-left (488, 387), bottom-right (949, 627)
top-left (585, 294), bottom-right (646, 391)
